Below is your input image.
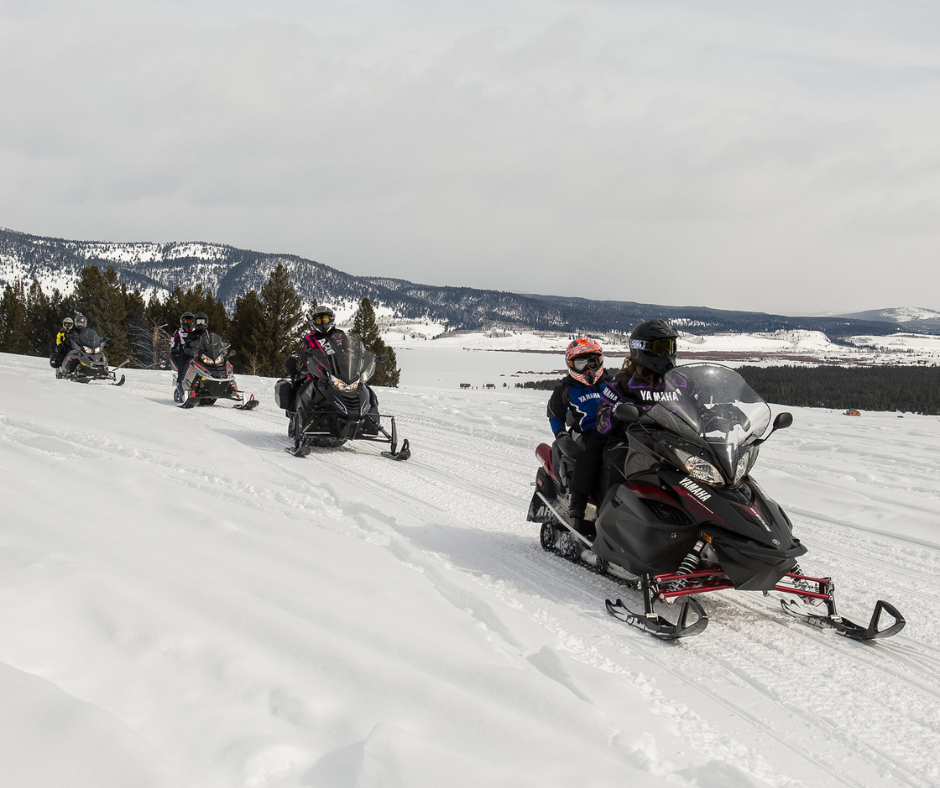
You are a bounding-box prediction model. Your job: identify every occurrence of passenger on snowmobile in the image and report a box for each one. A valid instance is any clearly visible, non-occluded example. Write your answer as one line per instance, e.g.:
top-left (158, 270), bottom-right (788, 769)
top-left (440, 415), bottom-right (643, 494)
top-left (51, 317), bottom-right (77, 368)
top-left (596, 319), bottom-right (681, 439)
top-left (546, 338), bottom-right (611, 537)
top-left (170, 312), bottom-right (207, 396)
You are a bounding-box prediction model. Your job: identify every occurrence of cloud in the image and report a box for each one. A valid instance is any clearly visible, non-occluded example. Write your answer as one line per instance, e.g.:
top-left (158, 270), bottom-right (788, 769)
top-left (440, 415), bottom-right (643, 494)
top-left (1, 0), bottom-right (939, 313)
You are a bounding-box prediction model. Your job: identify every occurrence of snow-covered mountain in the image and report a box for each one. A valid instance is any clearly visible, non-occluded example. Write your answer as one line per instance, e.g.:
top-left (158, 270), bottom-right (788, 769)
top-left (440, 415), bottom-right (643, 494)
top-left (0, 228), bottom-right (919, 337)
top-left (840, 306), bottom-right (940, 324)
top-left (1, 350), bottom-right (937, 788)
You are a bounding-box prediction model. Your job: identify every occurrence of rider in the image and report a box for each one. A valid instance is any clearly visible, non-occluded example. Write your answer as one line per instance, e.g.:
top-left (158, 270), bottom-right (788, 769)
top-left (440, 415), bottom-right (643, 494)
top-left (51, 317), bottom-right (77, 368)
top-left (170, 312), bottom-right (208, 397)
top-left (284, 305), bottom-right (348, 381)
top-left (596, 319), bottom-right (680, 439)
top-left (547, 337), bottom-right (610, 538)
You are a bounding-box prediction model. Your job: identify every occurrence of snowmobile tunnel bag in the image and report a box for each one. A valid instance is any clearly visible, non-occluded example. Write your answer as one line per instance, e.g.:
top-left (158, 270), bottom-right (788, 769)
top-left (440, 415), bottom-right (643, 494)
top-left (274, 379), bottom-right (294, 411)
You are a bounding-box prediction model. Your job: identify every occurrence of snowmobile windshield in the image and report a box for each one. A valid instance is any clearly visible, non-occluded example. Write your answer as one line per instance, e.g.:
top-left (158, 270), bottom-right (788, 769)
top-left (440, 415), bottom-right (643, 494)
top-left (644, 363), bottom-right (772, 484)
top-left (75, 327), bottom-right (104, 352)
top-left (306, 334), bottom-right (376, 384)
top-left (191, 332), bottom-right (230, 365)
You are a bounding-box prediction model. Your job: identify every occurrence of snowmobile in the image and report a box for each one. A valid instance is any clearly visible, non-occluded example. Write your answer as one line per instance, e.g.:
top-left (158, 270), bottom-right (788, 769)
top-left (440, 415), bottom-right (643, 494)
top-left (55, 327), bottom-right (125, 386)
top-left (173, 332), bottom-right (258, 410)
top-left (276, 333), bottom-right (410, 460)
top-left (527, 363), bottom-right (905, 641)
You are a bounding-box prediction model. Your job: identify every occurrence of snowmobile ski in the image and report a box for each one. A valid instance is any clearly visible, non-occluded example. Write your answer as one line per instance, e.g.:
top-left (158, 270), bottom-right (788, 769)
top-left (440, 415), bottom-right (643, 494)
top-left (233, 394), bottom-right (259, 411)
top-left (606, 596), bottom-right (709, 640)
top-left (381, 438), bottom-right (411, 460)
top-left (774, 572), bottom-right (906, 640)
top-left (285, 441), bottom-right (311, 458)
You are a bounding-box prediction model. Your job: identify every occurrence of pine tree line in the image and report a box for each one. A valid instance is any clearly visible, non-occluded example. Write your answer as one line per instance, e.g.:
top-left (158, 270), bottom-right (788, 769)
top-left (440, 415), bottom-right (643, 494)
top-left (0, 263), bottom-right (399, 385)
top-left (516, 365), bottom-right (940, 414)
top-left (736, 365), bottom-right (940, 415)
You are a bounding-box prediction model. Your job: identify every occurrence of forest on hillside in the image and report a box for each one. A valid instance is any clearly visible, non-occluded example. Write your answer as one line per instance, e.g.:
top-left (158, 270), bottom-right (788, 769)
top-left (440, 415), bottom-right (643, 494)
top-left (0, 264), bottom-right (400, 385)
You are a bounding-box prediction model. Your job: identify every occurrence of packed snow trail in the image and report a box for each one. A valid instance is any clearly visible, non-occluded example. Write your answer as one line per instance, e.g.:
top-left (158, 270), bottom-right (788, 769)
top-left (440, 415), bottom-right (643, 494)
top-left (0, 353), bottom-right (937, 788)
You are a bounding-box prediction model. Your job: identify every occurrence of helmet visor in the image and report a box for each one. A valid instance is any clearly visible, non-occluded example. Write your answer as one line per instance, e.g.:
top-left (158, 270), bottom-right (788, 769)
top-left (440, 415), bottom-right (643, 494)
top-left (631, 338), bottom-right (676, 356)
top-left (314, 314), bottom-right (332, 325)
top-left (571, 354), bottom-right (602, 372)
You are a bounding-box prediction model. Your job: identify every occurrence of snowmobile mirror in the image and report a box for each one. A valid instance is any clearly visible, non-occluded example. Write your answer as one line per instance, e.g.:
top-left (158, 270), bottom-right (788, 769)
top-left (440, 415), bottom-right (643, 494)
top-left (614, 403), bottom-right (641, 424)
top-left (376, 353), bottom-right (389, 363)
top-left (754, 412), bottom-right (794, 447)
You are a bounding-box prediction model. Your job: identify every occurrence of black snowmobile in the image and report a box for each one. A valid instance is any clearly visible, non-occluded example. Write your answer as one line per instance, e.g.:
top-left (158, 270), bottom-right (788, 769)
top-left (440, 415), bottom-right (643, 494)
top-left (55, 327), bottom-right (125, 386)
top-left (276, 333), bottom-right (410, 460)
top-left (527, 363), bottom-right (905, 641)
top-left (173, 332), bottom-right (258, 410)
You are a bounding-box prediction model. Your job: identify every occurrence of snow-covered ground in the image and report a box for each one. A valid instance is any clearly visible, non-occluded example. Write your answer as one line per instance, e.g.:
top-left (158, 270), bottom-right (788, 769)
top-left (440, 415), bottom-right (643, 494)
top-left (1, 351), bottom-right (938, 788)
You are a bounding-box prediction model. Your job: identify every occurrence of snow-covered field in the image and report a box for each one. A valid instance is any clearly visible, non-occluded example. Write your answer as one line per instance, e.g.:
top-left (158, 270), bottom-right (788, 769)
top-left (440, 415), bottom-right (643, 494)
top-left (1, 351), bottom-right (938, 788)
top-left (385, 329), bottom-right (940, 388)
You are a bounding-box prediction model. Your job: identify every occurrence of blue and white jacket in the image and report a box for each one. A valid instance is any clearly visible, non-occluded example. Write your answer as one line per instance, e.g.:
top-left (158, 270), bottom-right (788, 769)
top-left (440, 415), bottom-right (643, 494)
top-left (547, 372), bottom-right (612, 435)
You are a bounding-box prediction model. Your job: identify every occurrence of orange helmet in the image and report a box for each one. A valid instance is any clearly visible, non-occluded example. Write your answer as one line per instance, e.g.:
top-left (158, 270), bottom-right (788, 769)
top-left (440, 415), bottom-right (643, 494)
top-left (565, 337), bottom-right (604, 385)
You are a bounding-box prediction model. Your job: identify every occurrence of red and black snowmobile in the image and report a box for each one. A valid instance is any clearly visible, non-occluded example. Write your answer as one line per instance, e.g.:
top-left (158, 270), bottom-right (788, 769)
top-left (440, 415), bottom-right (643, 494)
top-left (173, 332), bottom-right (258, 410)
top-left (527, 363), bottom-right (906, 641)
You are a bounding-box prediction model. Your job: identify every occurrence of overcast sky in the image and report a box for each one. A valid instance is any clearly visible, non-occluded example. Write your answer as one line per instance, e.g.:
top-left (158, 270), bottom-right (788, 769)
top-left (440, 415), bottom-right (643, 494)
top-left (2, 0), bottom-right (939, 315)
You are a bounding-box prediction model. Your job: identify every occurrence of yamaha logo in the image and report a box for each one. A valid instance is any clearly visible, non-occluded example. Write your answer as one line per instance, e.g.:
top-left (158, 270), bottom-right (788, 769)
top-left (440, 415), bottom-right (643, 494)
top-left (679, 477), bottom-right (712, 502)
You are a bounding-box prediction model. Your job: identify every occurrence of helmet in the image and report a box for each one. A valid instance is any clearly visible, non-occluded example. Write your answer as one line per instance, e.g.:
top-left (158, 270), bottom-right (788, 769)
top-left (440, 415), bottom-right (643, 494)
top-left (194, 312), bottom-right (209, 330)
top-left (565, 337), bottom-right (604, 385)
top-left (62, 317), bottom-right (74, 330)
top-left (312, 305), bottom-right (335, 334)
top-left (629, 319), bottom-right (678, 376)
top-left (180, 312), bottom-right (195, 331)
top-left (74, 314), bottom-right (87, 329)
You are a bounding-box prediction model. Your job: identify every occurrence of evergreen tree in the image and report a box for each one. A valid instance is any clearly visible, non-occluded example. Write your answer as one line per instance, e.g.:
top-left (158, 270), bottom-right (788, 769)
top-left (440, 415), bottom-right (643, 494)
top-left (351, 297), bottom-right (400, 387)
top-left (257, 264), bottom-right (304, 377)
top-left (71, 265), bottom-right (131, 363)
top-left (230, 290), bottom-right (266, 375)
top-left (25, 279), bottom-right (57, 356)
top-left (0, 280), bottom-right (29, 354)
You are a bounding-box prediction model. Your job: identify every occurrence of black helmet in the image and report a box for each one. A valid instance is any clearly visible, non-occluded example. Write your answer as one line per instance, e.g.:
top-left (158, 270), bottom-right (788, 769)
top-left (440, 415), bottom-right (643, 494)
top-left (74, 314), bottom-right (88, 329)
top-left (629, 319), bottom-right (678, 376)
top-left (312, 305), bottom-right (335, 335)
top-left (180, 312), bottom-right (195, 331)
top-left (194, 312), bottom-right (209, 330)
top-left (62, 317), bottom-right (74, 330)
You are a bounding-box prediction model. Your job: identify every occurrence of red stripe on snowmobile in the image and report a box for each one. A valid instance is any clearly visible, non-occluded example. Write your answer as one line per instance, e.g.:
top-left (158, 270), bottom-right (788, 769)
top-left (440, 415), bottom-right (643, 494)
top-left (674, 486), bottom-right (730, 526)
top-left (625, 482), bottom-right (675, 506)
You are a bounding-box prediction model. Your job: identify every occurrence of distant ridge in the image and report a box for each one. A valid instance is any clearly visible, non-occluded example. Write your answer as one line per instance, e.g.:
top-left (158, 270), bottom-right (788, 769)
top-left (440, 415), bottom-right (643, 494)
top-left (0, 227), bottom-right (919, 336)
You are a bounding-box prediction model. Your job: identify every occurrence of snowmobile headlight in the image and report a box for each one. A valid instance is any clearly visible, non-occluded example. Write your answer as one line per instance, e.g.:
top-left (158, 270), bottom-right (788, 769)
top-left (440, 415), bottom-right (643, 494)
top-left (685, 455), bottom-right (723, 486)
top-left (202, 353), bottom-right (224, 364)
top-left (733, 447), bottom-right (759, 486)
top-left (331, 376), bottom-right (360, 392)
top-left (83, 345), bottom-right (101, 354)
